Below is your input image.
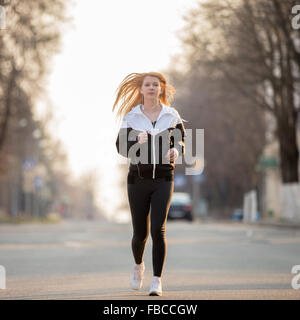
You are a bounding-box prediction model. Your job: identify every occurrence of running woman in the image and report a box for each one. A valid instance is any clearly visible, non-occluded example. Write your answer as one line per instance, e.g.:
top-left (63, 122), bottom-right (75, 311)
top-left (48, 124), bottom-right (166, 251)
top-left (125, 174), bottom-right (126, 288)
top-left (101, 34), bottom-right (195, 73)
top-left (113, 72), bottom-right (186, 296)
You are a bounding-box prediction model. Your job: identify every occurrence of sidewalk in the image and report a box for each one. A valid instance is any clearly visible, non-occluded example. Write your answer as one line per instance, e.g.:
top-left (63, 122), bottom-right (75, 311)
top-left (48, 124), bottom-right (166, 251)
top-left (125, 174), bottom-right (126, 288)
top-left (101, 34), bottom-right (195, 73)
top-left (195, 216), bottom-right (300, 229)
top-left (250, 218), bottom-right (300, 229)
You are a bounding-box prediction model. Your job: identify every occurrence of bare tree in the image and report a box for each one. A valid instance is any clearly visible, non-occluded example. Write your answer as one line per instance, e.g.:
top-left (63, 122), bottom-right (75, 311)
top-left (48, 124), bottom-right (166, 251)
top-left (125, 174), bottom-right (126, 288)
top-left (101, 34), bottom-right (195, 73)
top-left (166, 60), bottom-right (265, 215)
top-left (178, 0), bottom-right (300, 183)
top-left (0, 0), bottom-right (73, 218)
top-left (0, 0), bottom-right (71, 150)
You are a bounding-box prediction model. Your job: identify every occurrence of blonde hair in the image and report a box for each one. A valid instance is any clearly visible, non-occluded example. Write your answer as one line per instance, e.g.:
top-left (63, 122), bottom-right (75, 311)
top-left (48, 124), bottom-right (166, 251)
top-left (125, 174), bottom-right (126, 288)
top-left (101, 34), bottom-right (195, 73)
top-left (112, 72), bottom-right (176, 122)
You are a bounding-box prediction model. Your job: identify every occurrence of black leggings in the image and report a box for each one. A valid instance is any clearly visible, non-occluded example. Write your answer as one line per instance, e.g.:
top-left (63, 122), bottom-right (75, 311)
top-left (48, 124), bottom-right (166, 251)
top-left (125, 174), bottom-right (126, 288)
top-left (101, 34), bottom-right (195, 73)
top-left (127, 174), bottom-right (174, 277)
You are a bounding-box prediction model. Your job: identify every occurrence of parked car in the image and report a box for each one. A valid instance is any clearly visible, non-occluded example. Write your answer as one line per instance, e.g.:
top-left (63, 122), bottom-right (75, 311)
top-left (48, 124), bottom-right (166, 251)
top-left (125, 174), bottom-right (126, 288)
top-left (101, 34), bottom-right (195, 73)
top-left (232, 208), bottom-right (243, 221)
top-left (168, 192), bottom-right (194, 221)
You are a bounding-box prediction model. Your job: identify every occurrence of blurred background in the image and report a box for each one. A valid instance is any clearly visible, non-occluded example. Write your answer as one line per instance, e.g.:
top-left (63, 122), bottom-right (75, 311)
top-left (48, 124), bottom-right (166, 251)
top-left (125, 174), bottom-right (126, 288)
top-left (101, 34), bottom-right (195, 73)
top-left (0, 0), bottom-right (299, 225)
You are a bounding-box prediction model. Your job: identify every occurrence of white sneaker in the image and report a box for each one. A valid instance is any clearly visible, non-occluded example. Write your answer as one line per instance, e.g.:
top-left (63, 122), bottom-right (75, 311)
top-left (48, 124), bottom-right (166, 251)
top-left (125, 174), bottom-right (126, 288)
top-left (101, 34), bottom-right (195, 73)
top-left (149, 276), bottom-right (162, 296)
top-left (130, 262), bottom-right (145, 290)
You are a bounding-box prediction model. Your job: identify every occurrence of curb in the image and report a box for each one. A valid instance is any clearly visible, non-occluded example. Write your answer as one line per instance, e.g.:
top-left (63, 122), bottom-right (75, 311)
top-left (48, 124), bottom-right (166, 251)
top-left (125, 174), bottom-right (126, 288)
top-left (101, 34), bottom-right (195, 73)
top-left (250, 219), bottom-right (300, 229)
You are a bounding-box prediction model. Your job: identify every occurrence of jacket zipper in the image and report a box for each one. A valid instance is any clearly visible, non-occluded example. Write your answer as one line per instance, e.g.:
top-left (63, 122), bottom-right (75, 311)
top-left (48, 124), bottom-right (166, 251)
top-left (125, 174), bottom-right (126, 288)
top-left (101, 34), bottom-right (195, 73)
top-left (152, 125), bottom-right (156, 179)
top-left (139, 106), bottom-right (168, 179)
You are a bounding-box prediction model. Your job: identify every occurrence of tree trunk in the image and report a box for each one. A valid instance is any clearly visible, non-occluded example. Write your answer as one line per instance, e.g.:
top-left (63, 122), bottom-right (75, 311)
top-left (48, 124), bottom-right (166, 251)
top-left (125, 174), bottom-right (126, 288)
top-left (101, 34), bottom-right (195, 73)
top-left (277, 113), bottom-right (299, 183)
top-left (0, 64), bottom-right (17, 151)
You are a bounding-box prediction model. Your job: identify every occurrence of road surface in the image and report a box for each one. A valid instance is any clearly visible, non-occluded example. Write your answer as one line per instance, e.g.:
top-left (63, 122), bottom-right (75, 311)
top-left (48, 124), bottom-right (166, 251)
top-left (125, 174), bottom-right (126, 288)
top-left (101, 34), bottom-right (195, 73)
top-left (0, 218), bottom-right (300, 300)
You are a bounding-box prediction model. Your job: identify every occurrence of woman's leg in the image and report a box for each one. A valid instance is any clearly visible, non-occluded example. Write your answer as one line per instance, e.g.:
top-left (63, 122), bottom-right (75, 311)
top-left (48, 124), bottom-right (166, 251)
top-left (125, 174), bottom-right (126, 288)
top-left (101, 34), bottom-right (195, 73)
top-left (150, 179), bottom-right (174, 277)
top-left (127, 179), bottom-right (152, 264)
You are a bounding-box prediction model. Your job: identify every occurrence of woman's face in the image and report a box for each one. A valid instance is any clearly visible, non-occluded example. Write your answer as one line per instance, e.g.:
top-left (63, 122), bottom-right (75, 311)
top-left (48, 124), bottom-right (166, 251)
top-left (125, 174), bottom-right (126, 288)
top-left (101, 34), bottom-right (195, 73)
top-left (140, 76), bottom-right (162, 101)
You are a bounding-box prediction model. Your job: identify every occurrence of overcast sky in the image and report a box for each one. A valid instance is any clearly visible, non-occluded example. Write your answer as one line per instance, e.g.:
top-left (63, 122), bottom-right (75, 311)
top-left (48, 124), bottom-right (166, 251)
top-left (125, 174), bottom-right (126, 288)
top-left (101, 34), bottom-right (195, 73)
top-left (38, 0), bottom-right (198, 219)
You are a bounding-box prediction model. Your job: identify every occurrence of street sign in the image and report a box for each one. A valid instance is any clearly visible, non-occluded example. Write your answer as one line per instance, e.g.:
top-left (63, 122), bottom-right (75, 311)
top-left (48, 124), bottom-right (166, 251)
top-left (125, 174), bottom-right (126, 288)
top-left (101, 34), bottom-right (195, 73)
top-left (255, 156), bottom-right (278, 171)
top-left (22, 158), bottom-right (36, 171)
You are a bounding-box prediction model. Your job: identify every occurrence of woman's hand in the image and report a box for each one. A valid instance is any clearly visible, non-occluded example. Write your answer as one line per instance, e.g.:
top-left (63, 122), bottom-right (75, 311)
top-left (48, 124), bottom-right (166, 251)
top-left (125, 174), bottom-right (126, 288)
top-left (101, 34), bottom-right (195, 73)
top-left (137, 131), bottom-right (148, 144)
top-left (165, 148), bottom-right (179, 162)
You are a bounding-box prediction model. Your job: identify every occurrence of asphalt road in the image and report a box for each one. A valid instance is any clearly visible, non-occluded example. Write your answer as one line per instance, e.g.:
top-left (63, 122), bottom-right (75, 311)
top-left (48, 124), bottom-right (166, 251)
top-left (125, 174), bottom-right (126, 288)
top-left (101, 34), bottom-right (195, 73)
top-left (0, 218), bottom-right (300, 300)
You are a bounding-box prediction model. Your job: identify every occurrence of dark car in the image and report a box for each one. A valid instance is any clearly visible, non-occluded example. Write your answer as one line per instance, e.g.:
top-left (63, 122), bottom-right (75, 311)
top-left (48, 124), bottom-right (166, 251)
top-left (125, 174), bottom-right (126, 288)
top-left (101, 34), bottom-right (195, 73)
top-left (168, 192), bottom-right (193, 221)
top-left (232, 208), bottom-right (243, 221)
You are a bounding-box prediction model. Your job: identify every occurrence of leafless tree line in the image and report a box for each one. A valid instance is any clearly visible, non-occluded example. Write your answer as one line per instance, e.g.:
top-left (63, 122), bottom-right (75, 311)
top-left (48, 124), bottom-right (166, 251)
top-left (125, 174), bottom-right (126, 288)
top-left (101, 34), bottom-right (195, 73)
top-left (165, 0), bottom-right (299, 215)
top-left (0, 0), bottom-right (101, 219)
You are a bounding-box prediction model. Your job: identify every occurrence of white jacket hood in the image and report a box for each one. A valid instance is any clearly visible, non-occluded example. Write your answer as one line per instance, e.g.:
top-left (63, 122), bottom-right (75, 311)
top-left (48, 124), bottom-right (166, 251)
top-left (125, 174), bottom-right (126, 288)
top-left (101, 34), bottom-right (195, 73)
top-left (121, 104), bottom-right (187, 134)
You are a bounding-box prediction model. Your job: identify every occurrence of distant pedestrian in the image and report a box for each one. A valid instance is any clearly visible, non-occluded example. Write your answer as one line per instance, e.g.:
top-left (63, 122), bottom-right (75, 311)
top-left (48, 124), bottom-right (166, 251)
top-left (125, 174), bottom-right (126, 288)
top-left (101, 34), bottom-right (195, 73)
top-left (113, 72), bottom-right (186, 296)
